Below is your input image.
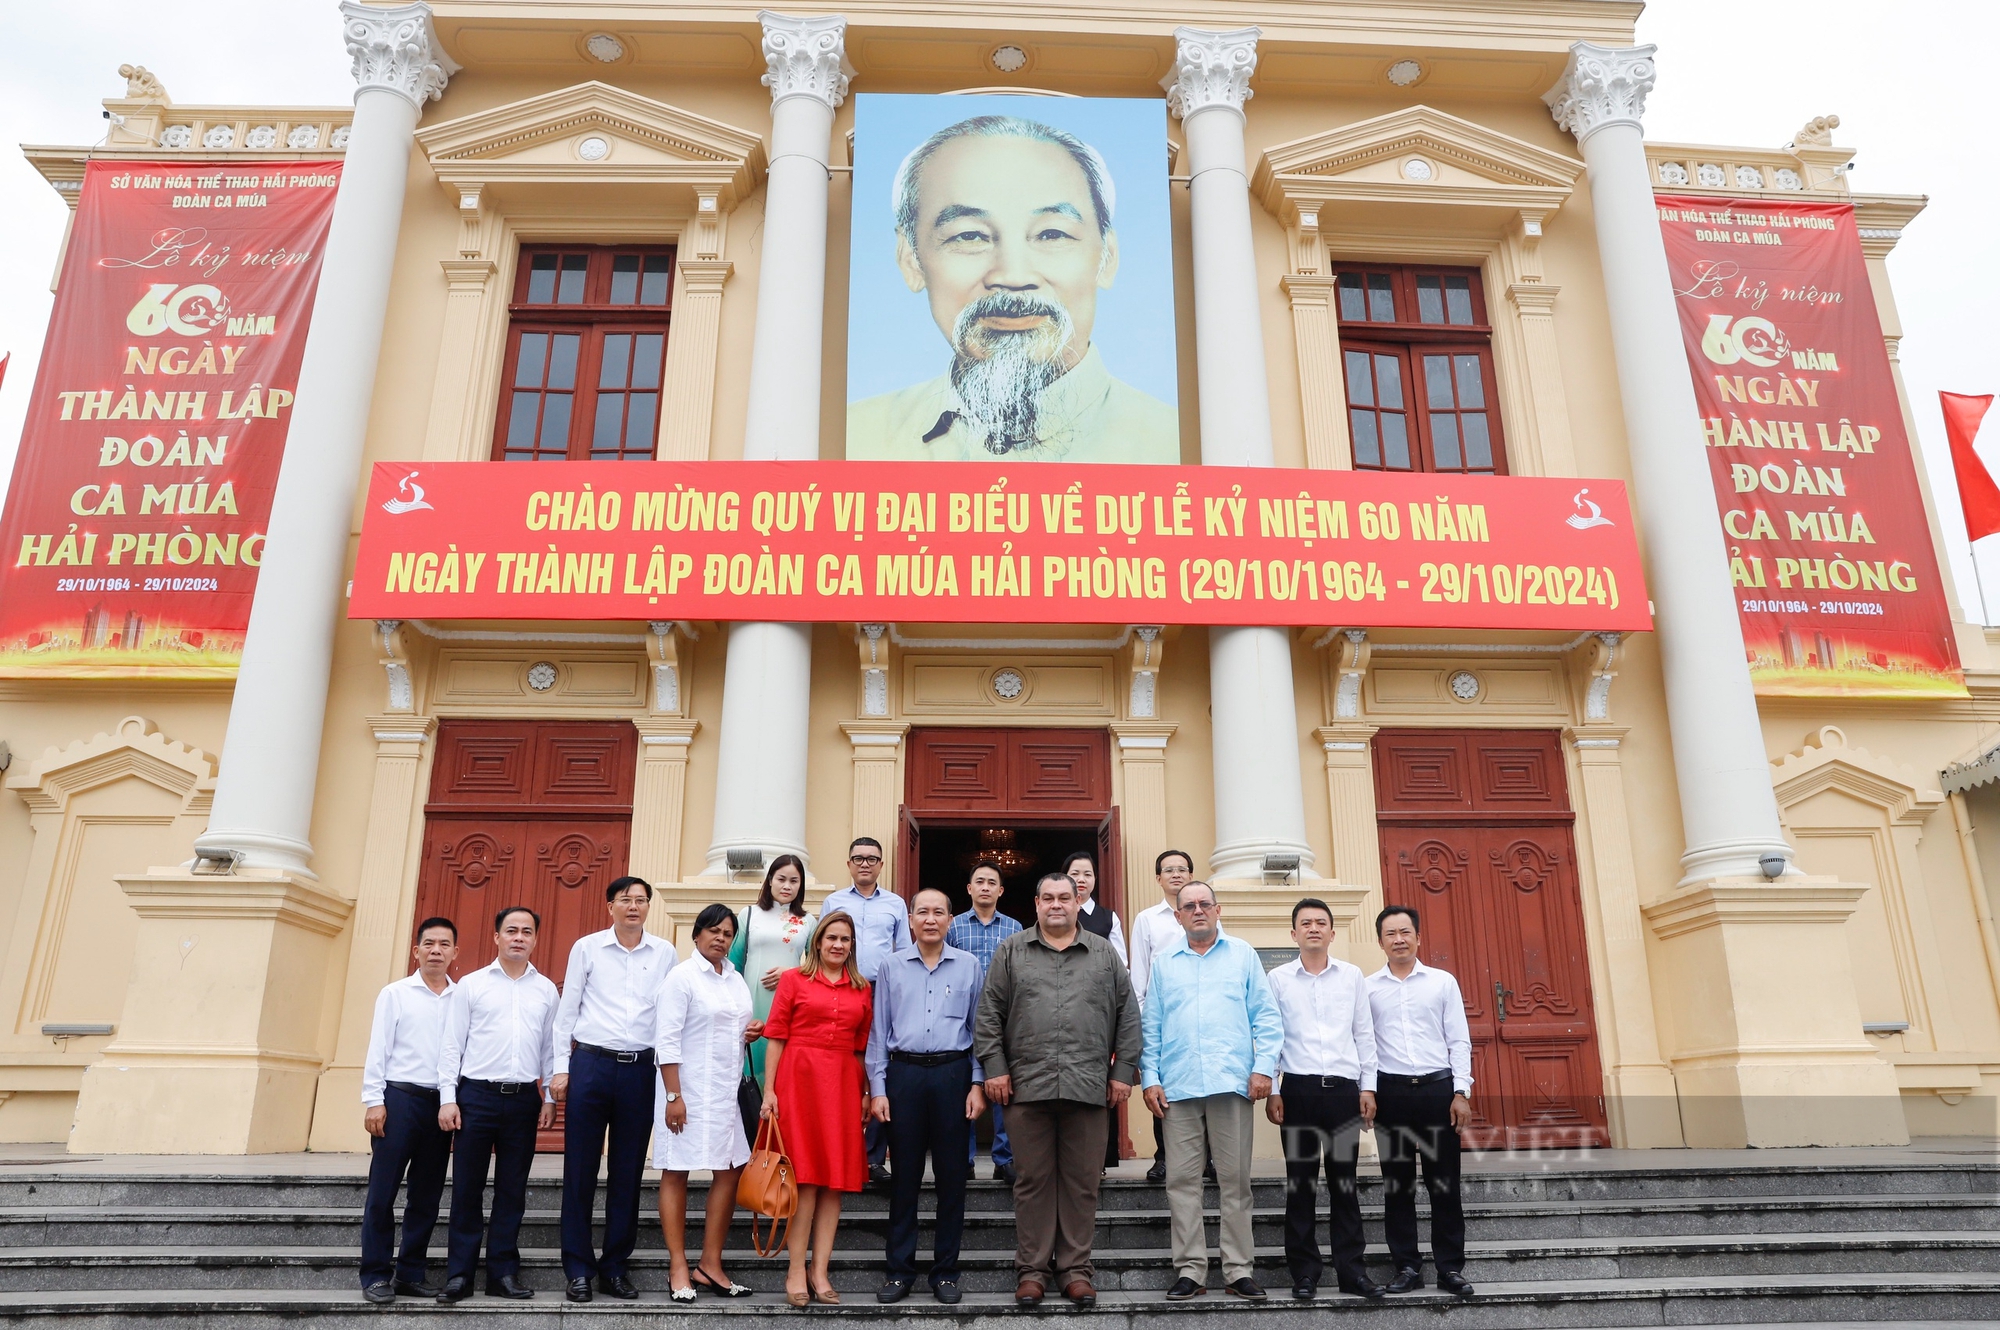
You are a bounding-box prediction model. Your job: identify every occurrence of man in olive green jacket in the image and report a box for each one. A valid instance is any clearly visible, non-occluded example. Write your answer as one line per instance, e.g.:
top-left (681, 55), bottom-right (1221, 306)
top-left (975, 872), bottom-right (1141, 1309)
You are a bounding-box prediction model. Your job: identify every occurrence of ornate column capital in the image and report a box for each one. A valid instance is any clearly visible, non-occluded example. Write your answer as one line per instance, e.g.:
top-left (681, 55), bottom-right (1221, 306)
top-left (759, 11), bottom-right (854, 110)
top-left (1162, 26), bottom-right (1259, 121)
top-left (341, 0), bottom-right (458, 110)
top-left (1543, 41), bottom-right (1656, 144)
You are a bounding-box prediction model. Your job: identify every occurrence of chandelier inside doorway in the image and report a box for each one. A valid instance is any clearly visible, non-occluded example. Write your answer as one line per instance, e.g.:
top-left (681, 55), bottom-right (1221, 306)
top-left (960, 827), bottom-right (1034, 876)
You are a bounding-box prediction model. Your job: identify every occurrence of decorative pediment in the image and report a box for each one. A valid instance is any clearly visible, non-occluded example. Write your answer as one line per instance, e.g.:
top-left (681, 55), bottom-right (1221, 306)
top-left (416, 81), bottom-right (766, 208)
top-left (1772, 725), bottom-right (1943, 827)
top-left (1253, 104), bottom-right (1583, 237)
top-left (6, 716), bottom-right (216, 816)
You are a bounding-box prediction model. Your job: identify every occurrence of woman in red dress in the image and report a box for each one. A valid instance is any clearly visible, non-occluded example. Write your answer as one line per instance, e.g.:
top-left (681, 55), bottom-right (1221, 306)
top-left (760, 911), bottom-right (872, 1306)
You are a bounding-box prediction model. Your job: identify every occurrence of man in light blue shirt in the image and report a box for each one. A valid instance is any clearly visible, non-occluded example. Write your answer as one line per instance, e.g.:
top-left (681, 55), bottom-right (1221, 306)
top-left (866, 889), bottom-right (987, 1304)
top-left (818, 835), bottom-right (911, 1180)
top-left (1141, 881), bottom-right (1284, 1302)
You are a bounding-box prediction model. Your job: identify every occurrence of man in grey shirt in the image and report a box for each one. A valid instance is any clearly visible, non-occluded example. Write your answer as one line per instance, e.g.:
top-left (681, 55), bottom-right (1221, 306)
top-left (975, 872), bottom-right (1140, 1310)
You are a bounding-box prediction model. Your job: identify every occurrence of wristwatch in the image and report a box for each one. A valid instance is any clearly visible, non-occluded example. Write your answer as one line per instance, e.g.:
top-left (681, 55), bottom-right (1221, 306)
top-left (663, 1091), bottom-right (681, 1104)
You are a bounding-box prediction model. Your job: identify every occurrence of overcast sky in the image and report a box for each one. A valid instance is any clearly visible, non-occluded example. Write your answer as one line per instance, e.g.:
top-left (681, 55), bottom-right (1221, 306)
top-left (0, 3), bottom-right (1993, 616)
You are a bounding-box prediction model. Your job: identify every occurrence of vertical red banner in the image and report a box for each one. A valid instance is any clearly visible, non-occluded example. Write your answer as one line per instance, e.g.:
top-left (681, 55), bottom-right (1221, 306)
top-left (1657, 195), bottom-right (1963, 697)
top-left (0, 159), bottom-right (340, 677)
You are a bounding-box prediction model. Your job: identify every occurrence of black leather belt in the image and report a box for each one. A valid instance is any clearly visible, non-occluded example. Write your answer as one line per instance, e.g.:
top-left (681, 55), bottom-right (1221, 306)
top-left (461, 1078), bottom-right (537, 1094)
top-left (1381, 1069), bottom-right (1454, 1088)
top-left (889, 1048), bottom-right (972, 1068)
top-left (386, 1080), bottom-right (440, 1097)
top-left (1283, 1074), bottom-right (1358, 1090)
top-left (576, 1042), bottom-right (655, 1065)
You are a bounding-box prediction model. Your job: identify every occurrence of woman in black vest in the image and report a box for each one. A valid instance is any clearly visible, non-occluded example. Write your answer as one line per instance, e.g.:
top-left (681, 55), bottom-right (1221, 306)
top-left (1062, 852), bottom-right (1127, 1171)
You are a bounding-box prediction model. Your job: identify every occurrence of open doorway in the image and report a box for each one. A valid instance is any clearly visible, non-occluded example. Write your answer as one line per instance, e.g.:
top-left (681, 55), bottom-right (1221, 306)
top-left (914, 822), bottom-right (1102, 922)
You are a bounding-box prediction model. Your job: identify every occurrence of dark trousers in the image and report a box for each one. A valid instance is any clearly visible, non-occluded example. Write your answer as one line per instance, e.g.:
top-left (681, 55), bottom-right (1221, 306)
top-left (866, 1116), bottom-right (889, 1171)
top-left (360, 1083), bottom-right (452, 1288)
top-left (560, 1049), bottom-right (655, 1281)
top-left (967, 1101), bottom-right (1011, 1171)
top-left (1374, 1076), bottom-right (1465, 1274)
top-left (445, 1080), bottom-right (541, 1284)
top-left (884, 1056), bottom-right (973, 1284)
top-left (1278, 1074), bottom-right (1367, 1290)
top-left (1007, 1099), bottom-right (1109, 1286)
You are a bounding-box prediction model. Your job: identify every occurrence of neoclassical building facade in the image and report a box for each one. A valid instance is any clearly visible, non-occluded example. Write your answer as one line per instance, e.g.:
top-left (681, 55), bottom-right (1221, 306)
top-left (3, 0), bottom-right (1998, 1156)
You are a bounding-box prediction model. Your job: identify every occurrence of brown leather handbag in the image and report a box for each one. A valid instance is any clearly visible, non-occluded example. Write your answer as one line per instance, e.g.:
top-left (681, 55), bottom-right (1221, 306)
top-left (737, 1115), bottom-right (797, 1257)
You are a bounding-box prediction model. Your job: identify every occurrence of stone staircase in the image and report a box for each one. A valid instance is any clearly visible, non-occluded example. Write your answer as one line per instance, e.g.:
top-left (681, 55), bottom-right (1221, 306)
top-left (0, 1148), bottom-right (1993, 1325)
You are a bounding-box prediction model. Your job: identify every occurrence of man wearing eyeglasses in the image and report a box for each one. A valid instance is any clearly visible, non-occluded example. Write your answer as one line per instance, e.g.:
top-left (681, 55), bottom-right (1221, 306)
top-left (820, 836), bottom-right (913, 1181)
top-left (1141, 882), bottom-right (1283, 1302)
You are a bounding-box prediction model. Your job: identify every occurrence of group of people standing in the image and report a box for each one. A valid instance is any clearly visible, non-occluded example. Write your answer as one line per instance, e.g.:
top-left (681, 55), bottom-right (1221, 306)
top-left (357, 839), bottom-right (1474, 1306)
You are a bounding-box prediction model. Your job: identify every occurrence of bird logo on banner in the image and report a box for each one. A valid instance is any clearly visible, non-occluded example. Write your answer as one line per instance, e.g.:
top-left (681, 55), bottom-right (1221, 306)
top-left (1565, 487), bottom-right (1614, 530)
top-left (382, 470), bottom-right (434, 514)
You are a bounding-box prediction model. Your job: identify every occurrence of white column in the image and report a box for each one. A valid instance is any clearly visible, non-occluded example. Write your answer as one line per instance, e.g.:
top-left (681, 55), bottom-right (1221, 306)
top-left (704, 12), bottom-right (852, 877)
top-left (193, 1), bottom-right (455, 875)
top-left (1165, 27), bottom-right (1314, 882)
top-left (1545, 44), bottom-right (1792, 883)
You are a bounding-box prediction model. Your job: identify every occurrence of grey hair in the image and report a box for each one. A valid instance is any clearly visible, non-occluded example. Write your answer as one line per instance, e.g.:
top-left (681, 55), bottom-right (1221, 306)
top-left (893, 115), bottom-right (1116, 244)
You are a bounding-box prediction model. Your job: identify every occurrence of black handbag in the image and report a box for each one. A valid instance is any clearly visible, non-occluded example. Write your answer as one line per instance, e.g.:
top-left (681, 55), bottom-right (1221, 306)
top-left (737, 1047), bottom-right (763, 1149)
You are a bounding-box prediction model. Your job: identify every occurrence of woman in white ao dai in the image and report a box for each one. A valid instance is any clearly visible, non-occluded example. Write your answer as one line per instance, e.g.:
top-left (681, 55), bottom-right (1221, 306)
top-left (654, 904), bottom-right (760, 1299)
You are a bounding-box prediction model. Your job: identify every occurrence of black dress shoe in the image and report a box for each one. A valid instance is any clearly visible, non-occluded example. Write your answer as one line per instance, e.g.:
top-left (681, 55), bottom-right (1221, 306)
top-left (869, 1162), bottom-right (893, 1185)
top-left (598, 1274), bottom-right (639, 1300)
top-left (566, 1277), bottom-right (593, 1303)
top-left (1438, 1270), bottom-right (1475, 1297)
top-left (877, 1278), bottom-right (911, 1304)
top-left (1385, 1267), bottom-right (1424, 1294)
top-left (487, 1274), bottom-right (535, 1300)
top-left (1166, 1276), bottom-right (1205, 1300)
top-left (993, 1163), bottom-right (1016, 1184)
top-left (1339, 1279), bottom-right (1388, 1301)
top-left (932, 1279), bottom-right (962, 1305)
top-left (437, 1277), bottom-right (473, 1304)
top-left (1290, 1279), bottom-right (1315, 1301)
top-left (1145, 1160), bottom-right (1167, 1183)
top-left (362, 1282), bottom-right (395, 1304)
top-left (1226, 1277), bottom-right (1266, 1300)
top-left (394, 1279), bottom-right (439, 1299)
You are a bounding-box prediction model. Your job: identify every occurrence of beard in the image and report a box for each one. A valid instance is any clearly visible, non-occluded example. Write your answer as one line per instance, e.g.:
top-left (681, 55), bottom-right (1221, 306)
top-left (948, 292), bottom-right (1077, 455)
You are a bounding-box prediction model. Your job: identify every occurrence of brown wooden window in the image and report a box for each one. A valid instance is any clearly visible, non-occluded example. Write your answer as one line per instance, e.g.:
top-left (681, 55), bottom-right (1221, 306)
top-left (494, 246), bottom-right (673, 462)
top-left (1334, 265), bottom-right (1506, 475)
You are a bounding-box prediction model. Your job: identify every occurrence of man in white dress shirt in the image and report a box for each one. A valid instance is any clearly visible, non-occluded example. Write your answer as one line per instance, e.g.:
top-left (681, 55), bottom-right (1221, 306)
top-left (549, 876), bottom-right (675, 1303)
top-left (820, 836), bottom-right (912, 1180)
top-left (437, 906), bottom-right (560, 1303)
top-left (358, 916), bottom-right (459, 1304)
top-left (1265, 899), bottom-right (1384, 1302)
top-left (1366, 905), bottom-right (1474, 1298)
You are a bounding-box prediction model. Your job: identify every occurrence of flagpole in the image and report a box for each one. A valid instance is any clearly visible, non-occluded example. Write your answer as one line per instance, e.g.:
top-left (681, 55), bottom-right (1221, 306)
top-left (1975, 536), bottom-right (1993, 627)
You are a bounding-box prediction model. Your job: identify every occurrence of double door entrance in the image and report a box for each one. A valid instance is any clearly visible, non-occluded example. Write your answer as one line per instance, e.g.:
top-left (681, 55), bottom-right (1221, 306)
top-left (1374, 729), bottom-right (1609, 1149)
top-left (410, 719), bottom-right (637, 1149)
top-left (893, 726), bottom-right (1132, 1158)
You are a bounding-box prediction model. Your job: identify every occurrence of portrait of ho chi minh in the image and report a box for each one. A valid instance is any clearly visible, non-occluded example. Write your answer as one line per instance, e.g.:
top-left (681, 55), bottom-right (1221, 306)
top-left (846, 108), bottom-right (1181, 465)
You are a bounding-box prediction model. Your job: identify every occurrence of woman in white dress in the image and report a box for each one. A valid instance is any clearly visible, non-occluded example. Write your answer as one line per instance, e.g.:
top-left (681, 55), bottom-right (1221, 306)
top-left (728, 853), bottom-right (814, 1086)
top-left (655, 903), bottom-right (761, 1301)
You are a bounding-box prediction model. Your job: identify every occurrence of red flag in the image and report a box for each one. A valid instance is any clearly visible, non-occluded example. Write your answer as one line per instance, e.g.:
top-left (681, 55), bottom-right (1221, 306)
top-left (1943, 391), bottom-right (2000, 542)
top-left (0, 352), bottom-right (8, 392)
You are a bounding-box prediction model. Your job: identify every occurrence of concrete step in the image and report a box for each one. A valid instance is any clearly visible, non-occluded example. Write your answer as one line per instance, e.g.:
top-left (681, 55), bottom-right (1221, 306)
top-left (3, 1192), bottom-right (1993, 1250)
top-left (1, 1161), bottom-right (1991, 1212)
top-left (1, 1272), bottom-right (1998, 1326)
top-left (0, 1231), bottom-right (1993, 1293)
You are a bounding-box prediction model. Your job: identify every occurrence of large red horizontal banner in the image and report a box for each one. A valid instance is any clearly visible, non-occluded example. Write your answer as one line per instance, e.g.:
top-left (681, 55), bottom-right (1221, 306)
top-left (1658, 195), bottom-right (1962, 698)
top-left (351, 461), bottom-right (1651, 630)
top-left (0, 159), bottom-right (340, 678)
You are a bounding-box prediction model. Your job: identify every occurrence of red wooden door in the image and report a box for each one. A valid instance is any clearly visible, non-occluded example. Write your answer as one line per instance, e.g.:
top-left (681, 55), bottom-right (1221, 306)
top-left (412, 720), bottom-right (636, 1149)
top-left (1374, 729), bottom-right (1607, 1149)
